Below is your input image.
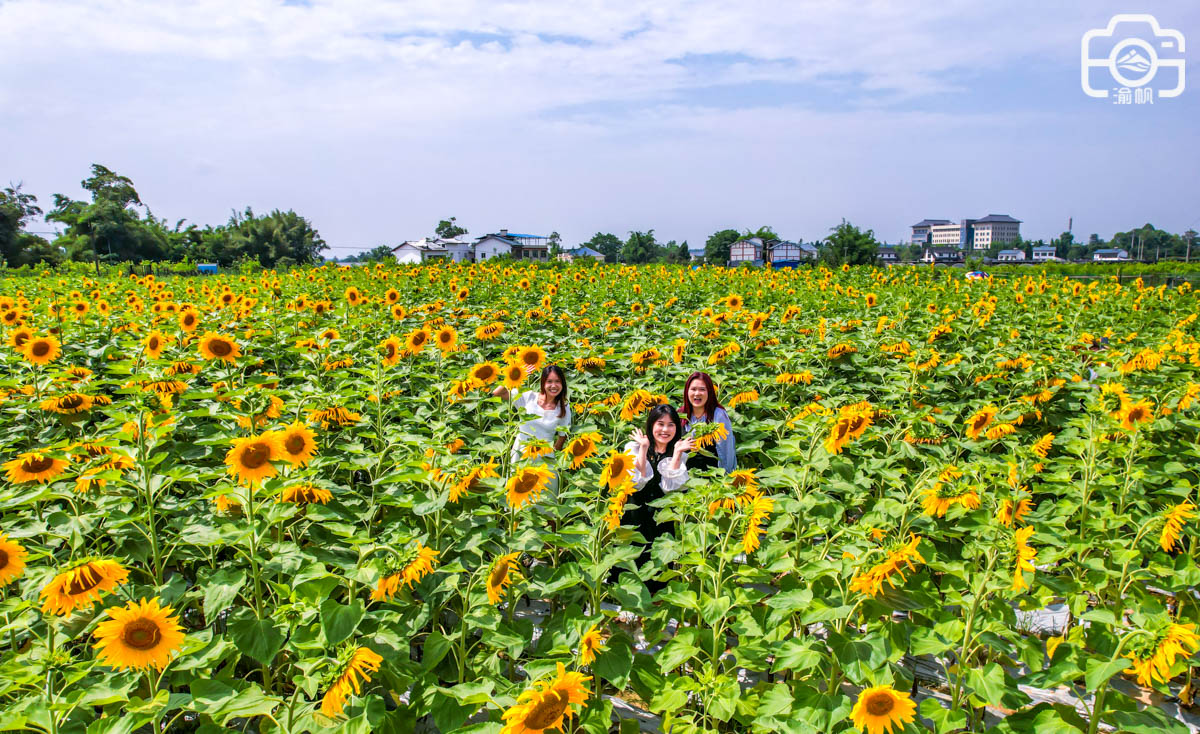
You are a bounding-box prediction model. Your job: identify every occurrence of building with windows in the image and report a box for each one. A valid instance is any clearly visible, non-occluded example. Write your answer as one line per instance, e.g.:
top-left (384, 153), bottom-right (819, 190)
top-left (391, 238), bottom-right (450, 263)
top-left (997, 249), bottom-right (1025, 262)
top-left (1032, 245), bottom-right (1057, 262)
top-left (921, 247), bottom-right (964, 264)
top-left (972, 214), bottom-right (1022, 249)
top-left (1093, 249), bottom-right (1130, 262)
top-left (877, 246), bottom-right (899, 263)
top-left (911, 219), bottom-right (952, 244)
top-left (930, 222), bottom-right (969, 247)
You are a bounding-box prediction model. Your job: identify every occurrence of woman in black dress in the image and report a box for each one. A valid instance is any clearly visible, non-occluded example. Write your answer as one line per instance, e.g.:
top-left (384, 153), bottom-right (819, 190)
top-left (621, 404), bottom-right (695, 593)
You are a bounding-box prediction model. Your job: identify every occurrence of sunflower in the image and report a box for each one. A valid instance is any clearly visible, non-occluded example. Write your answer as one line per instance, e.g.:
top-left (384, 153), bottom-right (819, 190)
top-left (964, 405), bottom-right (997, 439)
top-left (370, 545), bottom-right (439, 602)
top-left (503, 363), bottom-right (526, 391)
top-left (742, 495), bottom-right (774, 555)
top-left (22, 335), bottom-right (61, 365)
top-left (579, 625), bottom-right (606, 666)
top-left (848, 535), bottom-right (925, 597)
top-left (343, 286), bottom-right (362, 306)
top-left (599, 452), bottom-right (635, 491)
top-left (1011, 525), bottom-right (1037, 592)
top-left (1030, 432), bottom-right (1054, 459)
top-left (824, 417), bottom-right (854, 455)
top-left (728, 390), bottom-right (758, 408)
top-left (850, 684), bottom-right (917, 734)
top-left (923, 483), bottom-right (981, 517)
top-left (517, 345), bottom-right (546, 372)
top-left (434, 326), bottom-right (458, 354)
top-left (405, 328), bottom-right (430, 355)
top-left (468, 361), bottom-right (502, 387)
top-left (449, 459), bottom-right (499, 503)
top-left (4, 451), bottom-right (70, 484)
top-left (827, 343), bottom-right (858, 359)
top-left (280, 484), bottom-right (333, 505)
top-left (321, 646), bottom-right (384, 717)
top-left (144, 331), bottom-right (172, 359)
top-left (178, 309), bottom-right (199, 332)
top-left (487, 552), bottom-right (523, 604)
top-left (39, 393), bottom-right (95, 415)
top-left (475, 322), bottom-right (505, 341)
top-left (1125, 624), bottom-right (1200, 687)
top-left (564, 433), bottom-right (601, 469)
top-left (8, 326), bottom-right (33, 349)
top-left (198, 332), bottom-right (241, 362)
top-left (865, 293), bottom-right (878, 308)
top-left (500, 663), bottom-right (590, 734)
top-left (380, 335), bottom-right (401, 365)
top-left (506, 466), bottom-right (553, 509)
top-left (40, 559), bottom-right (129, 615)
top-left (274, 422), bottom-right (318, 467)
top-left (224, 433), bottom-right (284, 485)
top-left (522, 440), bottom-right (554, 460)
top-left (0, 533), bottom-right (28, 587)
top-left (93, 597), bottom-right (186, 671)
top-left (1117, 398), bottom-right (1154, 431)
top-left (996, 498), bottom-right (1033, 527)
top-left (1160, 502), bottom-right (1195, 552)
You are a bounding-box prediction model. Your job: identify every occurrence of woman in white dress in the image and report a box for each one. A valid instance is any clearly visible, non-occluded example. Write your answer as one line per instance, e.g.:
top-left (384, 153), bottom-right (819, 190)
top-left (493, 364), bottom-right (572, 472)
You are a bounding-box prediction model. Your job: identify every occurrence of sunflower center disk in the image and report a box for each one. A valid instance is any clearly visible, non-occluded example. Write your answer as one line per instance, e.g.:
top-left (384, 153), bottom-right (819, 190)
top-left (23, 457), bottom-right (54, 473)
top-left (31, 342), bottom-right (51, 357)
top-left (209, 340), bottom-right (232, 356)
top-left (242, 444), bottom-right (271, 469)
top-left (0, 550), bottom-right (7, 568)
top-left (524, 691), bottom-right (569, 729)
top-left (285, 435), bottom-right (306, 455)
top-left (65, 568), bottom-right (102, 595)
top-left (488, 562), bottom-right (509, 588)
top-left (122, 618), bottom-right (163, 650)
top-left (865, 692), bottom-right (895, 717)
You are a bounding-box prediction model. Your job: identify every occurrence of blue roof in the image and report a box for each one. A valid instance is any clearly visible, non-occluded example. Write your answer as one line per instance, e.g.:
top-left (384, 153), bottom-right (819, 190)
top-left (570, 246), bottom-right (603, 256)
top-left (506, 233), bottom-right (546, 239)
top-left (998, 249), bottom-right (1024, 255)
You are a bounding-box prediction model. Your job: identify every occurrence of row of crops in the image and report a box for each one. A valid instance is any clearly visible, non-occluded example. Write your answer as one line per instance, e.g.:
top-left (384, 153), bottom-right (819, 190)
top-left (0, 261), bottom-right (1197, 733)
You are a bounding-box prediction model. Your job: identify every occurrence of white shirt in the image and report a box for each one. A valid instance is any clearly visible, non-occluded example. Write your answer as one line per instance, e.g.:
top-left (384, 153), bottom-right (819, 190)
top-left (622, 440), bottom-right (690, 493)
top-left (512, 390), bottom-right (572, 461)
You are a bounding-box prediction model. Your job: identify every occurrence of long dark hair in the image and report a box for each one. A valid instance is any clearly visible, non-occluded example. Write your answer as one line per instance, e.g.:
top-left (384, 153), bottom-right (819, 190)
top-left (539, 365), bottom-right (569, 418)
top-left (679, 371), bottom-right (723, 423)
top-left (645, 404), bottom-right (682, 457)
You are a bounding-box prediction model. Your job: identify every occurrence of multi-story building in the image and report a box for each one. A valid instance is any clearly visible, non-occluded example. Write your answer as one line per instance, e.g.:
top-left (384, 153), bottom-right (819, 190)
top-left (930, 222), bottom-right (968, 247)
top-left (911, 219), bottom-right (952, 245)
top-left (997, 249), bottom-right (1025, 262)
top-left (971, 214), bottom-right (1022, 249)
top-left (1032, 245), bottom-right (1057, 262)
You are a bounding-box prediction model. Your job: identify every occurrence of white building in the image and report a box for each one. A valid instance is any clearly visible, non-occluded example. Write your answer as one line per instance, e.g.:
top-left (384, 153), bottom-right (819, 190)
top-left (911, 219), bottom-right (952, 244)
top-left (972, 214), bottom-right (1022, 249)
top-left (1032, 245), bottom-right (1057, 262)
top-left (438, 236), bottom-right (475, 263)
top-left (997, 249), bottom-right (1025, 262)
top-left (391, 238), bottom-right (449, 264)
top-left (930, 223), bottom-right (966, 246)
top-left (729, 237), bottom-right (765, 265)
top-left (558, 246), bottom-right (605, 263)
top-left (474, 234), bottom-right (514, 261)
top-left (1093, 249), bottom-right (1130, 262)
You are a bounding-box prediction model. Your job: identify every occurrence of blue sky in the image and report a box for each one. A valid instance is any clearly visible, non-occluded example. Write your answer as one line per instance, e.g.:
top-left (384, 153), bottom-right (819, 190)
top-left (1, 0), bottom-right (1197, 255)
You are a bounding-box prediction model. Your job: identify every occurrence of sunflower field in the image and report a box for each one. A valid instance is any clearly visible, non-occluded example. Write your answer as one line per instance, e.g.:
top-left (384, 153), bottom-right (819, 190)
top-left (0, 262), bottom-right (1198, 734)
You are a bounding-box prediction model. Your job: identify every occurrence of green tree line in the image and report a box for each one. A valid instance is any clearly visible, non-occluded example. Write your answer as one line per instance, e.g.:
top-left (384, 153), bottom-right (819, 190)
top-left (1, 165), bottom-right (326, 269)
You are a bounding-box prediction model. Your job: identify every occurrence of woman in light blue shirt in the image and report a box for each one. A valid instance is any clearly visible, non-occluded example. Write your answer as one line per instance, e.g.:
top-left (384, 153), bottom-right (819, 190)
top-left (678, 371), bottom-right (736, 473)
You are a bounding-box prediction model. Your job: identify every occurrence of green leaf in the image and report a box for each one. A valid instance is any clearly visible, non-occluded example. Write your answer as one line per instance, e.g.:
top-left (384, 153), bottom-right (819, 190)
top-left (320, 597), bottom-right (365, 646)
top-left (771, 639), bottom-right (823, 674)
top-left (594, 633), bottom-right (633, 689)
top-left (1084, 656), bottom-right (1132, 691)
top-left (991, 702), bottom-right (1087, 733)
top-left (227, 609), bottom-right (284, 665)
top-left (201, 568), bottom-right (246, 622)
top-left (919, 697), bottom-right (967, 733)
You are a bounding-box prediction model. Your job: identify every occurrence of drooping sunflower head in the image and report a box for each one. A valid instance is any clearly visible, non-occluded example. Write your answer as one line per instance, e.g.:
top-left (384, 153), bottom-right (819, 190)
top-left (501, 663), bottom-right (591, 734)
top-left (487, 552), bottom-right (522, 605)
top-left (405, 328), bottom-right (430, 354)
top-left (0, 533), bottom-right (28, 587)
top-left (274, 422), bottom-right (318, 467)
top-left (964, 405), bottom-right (998, 439)
top-left (4, 451), bottom-right (70, 484)
top-left (22, 335), bottom-right (61, 365)
top-left (320, 645), bottom-right (383, 718)
top-left (279, 483), bottom-right (333, 505)
top-left (224, 433), bottom-right (284, 485)
top-left (40, 558), bottom-right (130, 616)
top-left (580, 625), bottom-right (606, 666)
top-left (506, 466), bottom-right (552, 509)
top-left (93, 597), bottom-right (186, 671)
top-left (198, 332), bottom-right (240, 362)
top-left (565, 433), bottom-right (601, 470)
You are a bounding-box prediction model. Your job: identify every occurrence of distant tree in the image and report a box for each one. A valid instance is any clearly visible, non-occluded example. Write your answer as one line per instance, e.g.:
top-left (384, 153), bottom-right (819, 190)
top-left (435, 217), bottom-right (468, 239)
top-left (48, 164), bottom-right (171, 263)
top-left (820, 219), bottom-right (879, 266)
top-left (622, 230), bottom-right (657, 264)
top-left (1053, 231), bottom-right (1072, 259)
top-left (0, 183), bottom-right (60, 266)
top-left (585, 232), bottom-right (622, 263)
top-left (704, 229), bottom-right (741, 265)
top-left (746, 226), bottom-right (779, 241)
top-left (676, 240), bottom-right (691, 263)
top-left (548, 231), bottom-right (562, 258)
